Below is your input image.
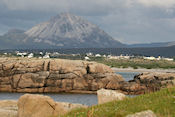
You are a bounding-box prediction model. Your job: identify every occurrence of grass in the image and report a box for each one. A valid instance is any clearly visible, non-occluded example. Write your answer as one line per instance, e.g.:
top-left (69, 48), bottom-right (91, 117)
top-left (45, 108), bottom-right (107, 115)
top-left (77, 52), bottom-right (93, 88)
top-left (62, 87), bottom-right (175, 117)
top-left (90, 57), bottom-right (175, 69)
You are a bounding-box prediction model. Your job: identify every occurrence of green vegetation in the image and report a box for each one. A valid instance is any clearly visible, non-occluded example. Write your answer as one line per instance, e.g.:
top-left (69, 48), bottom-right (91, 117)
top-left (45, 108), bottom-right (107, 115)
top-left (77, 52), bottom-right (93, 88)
top-left (0, 53), bottom-right (175, 69)
top-left (90, 57), bottom-right (175, 69)
top-left (63, 87), bottom-right (175, 117)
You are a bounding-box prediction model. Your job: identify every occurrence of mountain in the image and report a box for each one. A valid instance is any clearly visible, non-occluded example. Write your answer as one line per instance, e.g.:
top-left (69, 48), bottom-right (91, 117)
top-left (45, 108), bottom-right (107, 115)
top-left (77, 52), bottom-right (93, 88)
top-left (129, 41), bottom-right (175, 48)
top-left (0, 13), bottom-right (125, 49)
top-left (0, 29), bottom-right (28, 49)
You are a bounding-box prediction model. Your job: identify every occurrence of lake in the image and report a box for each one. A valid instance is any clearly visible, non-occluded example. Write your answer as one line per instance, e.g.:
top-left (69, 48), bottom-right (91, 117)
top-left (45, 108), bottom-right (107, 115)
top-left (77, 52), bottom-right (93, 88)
top-left (0, 72), bottom-right (140, 106)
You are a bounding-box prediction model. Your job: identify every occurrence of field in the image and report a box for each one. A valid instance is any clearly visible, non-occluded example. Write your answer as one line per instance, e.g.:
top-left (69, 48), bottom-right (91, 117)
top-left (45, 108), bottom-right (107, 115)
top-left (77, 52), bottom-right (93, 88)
top-left (0, 53), bottom-right (175, 69)
top-left (62, 87), bottom-right (175, 117)
top-left (90, 57), bottom-right (175, 69)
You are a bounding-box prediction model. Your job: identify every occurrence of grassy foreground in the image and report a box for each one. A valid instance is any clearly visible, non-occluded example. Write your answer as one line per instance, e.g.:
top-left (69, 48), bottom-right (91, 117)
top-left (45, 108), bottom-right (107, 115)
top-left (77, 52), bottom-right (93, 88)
top-left (91, 57), bottom-right (175, 69)
top-left (62, 87), bottom-right (175, 117)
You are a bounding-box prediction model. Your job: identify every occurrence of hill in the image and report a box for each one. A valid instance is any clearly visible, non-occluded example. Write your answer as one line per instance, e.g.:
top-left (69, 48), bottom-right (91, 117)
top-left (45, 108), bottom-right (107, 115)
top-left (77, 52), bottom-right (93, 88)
top-left (129, 41), bottom-right (175, 48)
top-left (0, 13), bottom-right (125, 49)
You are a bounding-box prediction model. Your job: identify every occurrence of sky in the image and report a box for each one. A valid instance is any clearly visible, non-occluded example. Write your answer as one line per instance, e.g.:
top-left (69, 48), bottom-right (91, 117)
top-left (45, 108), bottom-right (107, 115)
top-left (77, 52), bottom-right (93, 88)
top-left (0, 0), bottom-right (175, 44)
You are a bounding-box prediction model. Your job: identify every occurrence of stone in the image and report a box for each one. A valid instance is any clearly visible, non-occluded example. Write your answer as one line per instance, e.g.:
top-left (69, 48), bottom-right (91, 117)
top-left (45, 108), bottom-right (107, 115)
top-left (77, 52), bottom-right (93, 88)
top-left (0, 109), bottom-right (17, 117)
top-left (17, 94), bottom-right (87, 117)
top-left (73, 78), bottom-right (88, 90)
top-left (97, 88), bottom-right (126, 104)
top-left (0, 100), bottom-right (18, 117)
top-left (0, 58), bottom-right (125, 94)
top-left (132, 72), bottom-right (175, 92)
top-left (3, 58), bottom-right (174, 95)
top-left (18, 94), bottom-right (57, 117)
top-left (126, 110), bottom-right (157, 117)
top-left (87, 63), bottom-right (114, 74)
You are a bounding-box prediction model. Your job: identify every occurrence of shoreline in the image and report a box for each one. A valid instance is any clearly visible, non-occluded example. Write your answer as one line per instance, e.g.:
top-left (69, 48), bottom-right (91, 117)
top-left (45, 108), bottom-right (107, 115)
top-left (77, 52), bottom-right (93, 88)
top-left (112, 67), bottom-right (175, 73)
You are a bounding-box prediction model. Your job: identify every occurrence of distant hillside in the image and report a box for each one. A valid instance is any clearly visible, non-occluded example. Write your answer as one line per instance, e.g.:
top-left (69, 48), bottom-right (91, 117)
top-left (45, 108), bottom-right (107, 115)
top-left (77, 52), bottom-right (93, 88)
top-left (129, 41), bottom-right (175, 48)
top-left (0, 13), bottom-right (125, 49)
top-left (3, 45), bottom-right (174, 57)
top-left (0, 29), bottom-right (28, 49)
top-left (0, 13), bottom-right (174, 50)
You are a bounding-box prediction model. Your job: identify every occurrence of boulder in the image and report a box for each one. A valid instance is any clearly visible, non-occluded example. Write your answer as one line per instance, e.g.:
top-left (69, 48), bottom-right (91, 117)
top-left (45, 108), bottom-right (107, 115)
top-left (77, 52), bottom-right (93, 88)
top-left (97, 88), bottom-right (126, 104)
top-left (126, 110), bottom-right (156, 117)
top-left (0, 100), bottom-right (18, 117)
top-left (17, 94), bottom-right (87, 117)
top-left (132, 72), bottom-right (175, 92)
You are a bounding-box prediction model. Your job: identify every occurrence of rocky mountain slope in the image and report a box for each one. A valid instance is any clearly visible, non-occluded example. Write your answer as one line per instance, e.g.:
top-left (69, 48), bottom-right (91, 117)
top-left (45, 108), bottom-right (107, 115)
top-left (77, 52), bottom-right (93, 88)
top-left (0, 13), bottom-right (125, 49)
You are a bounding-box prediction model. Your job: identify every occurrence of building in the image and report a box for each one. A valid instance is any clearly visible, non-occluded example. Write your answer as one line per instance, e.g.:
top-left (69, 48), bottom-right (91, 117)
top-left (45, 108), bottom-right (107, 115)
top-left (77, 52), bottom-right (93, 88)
top-left (43, 54), bottom-right (50, 59)
top-left (16, 52), bottom-right (27, 57)
top-left (85, 56), bottom-right (90, 60)
top-left (143, 56), bottom-right (156, 60)
top-left (163, 58), bottom-right (174, 61)
top-left (28, 53), bottom-right (34, 58)
top-left (95, 54), bottom-right (101, 57)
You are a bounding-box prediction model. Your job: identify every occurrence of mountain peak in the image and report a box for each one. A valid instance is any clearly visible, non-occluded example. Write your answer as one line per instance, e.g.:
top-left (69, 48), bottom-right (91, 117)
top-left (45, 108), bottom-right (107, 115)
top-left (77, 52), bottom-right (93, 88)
top-left (23, 13), bottom-right (125, 48)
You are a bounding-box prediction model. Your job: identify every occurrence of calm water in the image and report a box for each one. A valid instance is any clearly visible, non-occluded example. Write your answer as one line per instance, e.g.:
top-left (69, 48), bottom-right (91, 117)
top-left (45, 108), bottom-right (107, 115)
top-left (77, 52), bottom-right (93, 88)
top-left (0, 72), bottom-right (139, 106)
top-left (117, 72), bottom-right (140, 81)
top-left (0, 93), bottom-right (97, 106)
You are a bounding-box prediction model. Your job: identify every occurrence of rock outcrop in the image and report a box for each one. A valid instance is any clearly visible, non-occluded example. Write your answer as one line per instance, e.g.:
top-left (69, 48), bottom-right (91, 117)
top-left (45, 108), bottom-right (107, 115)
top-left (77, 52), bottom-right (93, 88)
top-left (126, 110), bottom-right (157, 117)
top-left (0, 100), bottom-right (18, 117)
top-left (97, 89), bottom-right (126, 104)
top-left (103, 72), bottom-right (175, 95)
top-left (0, 58), bottom-right (174, 94)
top-left (0, 58), bottom-right (124, 93)
top-left (17, 94), bottom-right (87, 117)
top-left (126, 72), bottom-right (175, 94)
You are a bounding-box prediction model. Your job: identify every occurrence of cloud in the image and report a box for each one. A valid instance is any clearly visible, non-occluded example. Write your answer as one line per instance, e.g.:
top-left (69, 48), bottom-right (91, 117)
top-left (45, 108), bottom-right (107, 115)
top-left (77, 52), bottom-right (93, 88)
top-left (0, 0), bottom-right (175, 44)
top-left (137, 0), bottom-right (175, 8)
top-left (1, 0), bottom-right (133, 15)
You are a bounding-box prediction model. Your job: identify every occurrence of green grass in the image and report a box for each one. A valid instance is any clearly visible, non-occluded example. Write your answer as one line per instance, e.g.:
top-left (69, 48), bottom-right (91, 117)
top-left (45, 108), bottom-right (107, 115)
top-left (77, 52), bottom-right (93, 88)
top-left (90, 57), bottom-right (175, 69)
top-left (63, 87), bottom-right (175, 117)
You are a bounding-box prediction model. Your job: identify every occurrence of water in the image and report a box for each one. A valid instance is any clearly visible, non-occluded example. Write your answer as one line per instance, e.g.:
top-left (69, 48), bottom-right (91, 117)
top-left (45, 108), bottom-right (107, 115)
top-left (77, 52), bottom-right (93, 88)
top-left (117, 72), bottom-right (140, 81)
top-left (0, 72), bottom-right (139, 106)
top-left (0, 92), bottom-right (97, 106)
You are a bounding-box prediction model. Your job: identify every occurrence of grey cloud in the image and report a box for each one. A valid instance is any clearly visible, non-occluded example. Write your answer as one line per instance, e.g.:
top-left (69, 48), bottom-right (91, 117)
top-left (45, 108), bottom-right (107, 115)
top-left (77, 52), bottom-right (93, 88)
top-left (136, 0), bottom-right (175, 8)
top-left (0, 0), bottom-right (175, 44)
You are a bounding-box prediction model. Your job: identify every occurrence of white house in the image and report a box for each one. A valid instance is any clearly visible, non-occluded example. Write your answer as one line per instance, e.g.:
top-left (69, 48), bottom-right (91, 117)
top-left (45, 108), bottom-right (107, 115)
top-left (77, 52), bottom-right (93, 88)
top-left (16, 52), bottom-right (27, 57)
top-left (144, 56), bottom-right (156, 60)
top-left (95, 54), bottom-right (101, 57)
top-left (28, 53), bottom-right (34, 58)
top-left (86, 52), bottom-right (93, 56)
top-left (163, 58), bottom-right (174, 61)
top-left (39, 52), bottom-right (43, 55)
top-left (85, 56), bottom-right (90, 60)
top-left (156, 56), bottom-right (162, 60)
top-left (43, 54), bottom-right (50, 59)
top-left (103, 55), bottom-right (107, 57)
